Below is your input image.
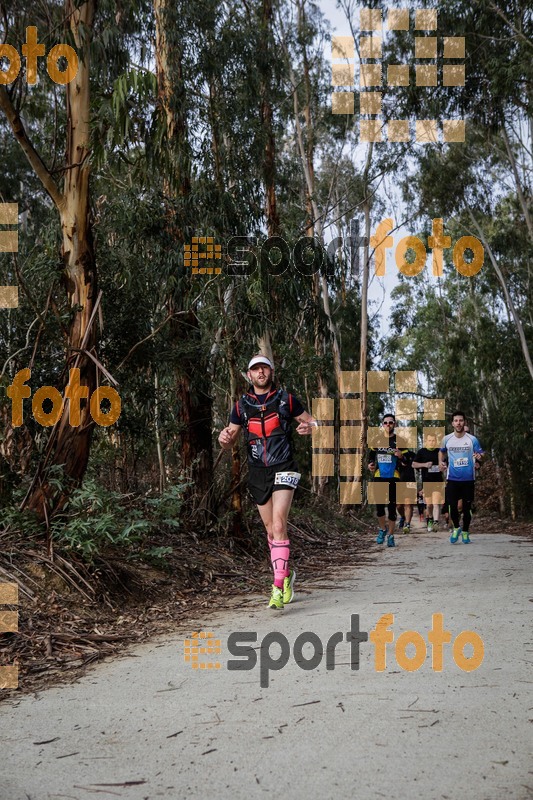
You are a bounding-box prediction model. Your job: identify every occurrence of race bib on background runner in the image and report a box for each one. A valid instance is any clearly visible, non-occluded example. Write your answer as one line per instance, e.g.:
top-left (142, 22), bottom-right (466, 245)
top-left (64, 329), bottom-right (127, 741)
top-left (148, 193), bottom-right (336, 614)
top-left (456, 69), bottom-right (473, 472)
top-left (274, 471), bottom-right (301, 488)
top-left (454, 457), bottom-right (468, 468)
top-left (378, 454), bottom-right (392, 463)
top-left (429, 465), bottom-right (440, 472)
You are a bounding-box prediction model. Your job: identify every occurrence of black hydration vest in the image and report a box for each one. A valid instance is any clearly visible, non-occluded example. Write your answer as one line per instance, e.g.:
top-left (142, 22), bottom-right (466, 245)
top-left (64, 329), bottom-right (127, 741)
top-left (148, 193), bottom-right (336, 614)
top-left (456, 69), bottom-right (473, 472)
top-left (238, 388), bottom-right (293, 467)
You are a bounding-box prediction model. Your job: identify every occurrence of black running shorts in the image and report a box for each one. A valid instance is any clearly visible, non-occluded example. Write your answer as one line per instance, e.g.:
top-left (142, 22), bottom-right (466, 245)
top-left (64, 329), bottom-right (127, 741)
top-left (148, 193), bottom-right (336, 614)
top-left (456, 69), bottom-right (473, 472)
top-left (247, 459), bottom-right (300, 506)
top-left (446, 479), bottom-right (475, 506)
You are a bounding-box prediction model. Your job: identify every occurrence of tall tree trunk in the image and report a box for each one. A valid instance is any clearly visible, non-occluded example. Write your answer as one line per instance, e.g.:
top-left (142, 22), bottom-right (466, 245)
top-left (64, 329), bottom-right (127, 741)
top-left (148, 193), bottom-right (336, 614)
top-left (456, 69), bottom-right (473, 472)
top-left (0, 0), bottom-right (98, 519)
top-left (492, 454), bottom-right (506, 516)
top-left (300, 40), bottom-right (327, 492)
top-left (257, 0), bottom-right (280, 365)
top-left (154, 367), bottom-right (165, 494)
top-left (228, 331), bottom-right (243, 541)
top-left (358, 145), bottom-right (374, 503)
top-left (154, 0), bottom-right (214, 508)
top-left (36, 0), bottom-right (98, 514)
top-left (211, 283), bottom-right (244, 538)
top-left (257, 330), bottom-right (274, 364)
top-left (469, 283), bottom-right (507, 515)
top-left (286, 1), bottom-right (344, 494)
top-left (292, 1), bottom-right (342, 390)
top-left (504, 455), bottom-right (516, 520)
top-left (260, 0), bottom-right (280, 238)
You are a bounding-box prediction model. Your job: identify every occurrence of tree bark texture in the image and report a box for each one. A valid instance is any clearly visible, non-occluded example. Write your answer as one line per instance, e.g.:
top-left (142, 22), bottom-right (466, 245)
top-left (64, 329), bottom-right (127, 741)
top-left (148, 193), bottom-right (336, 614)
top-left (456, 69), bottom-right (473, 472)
top-left (154, 0), bottom-right (214, 505)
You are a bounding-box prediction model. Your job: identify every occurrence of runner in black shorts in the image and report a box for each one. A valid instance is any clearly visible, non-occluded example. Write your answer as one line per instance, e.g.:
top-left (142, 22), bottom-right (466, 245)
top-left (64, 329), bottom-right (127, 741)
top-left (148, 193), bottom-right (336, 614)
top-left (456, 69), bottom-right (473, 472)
top-left (367, 413), bottom-right (408, 549)
top-left (439, 411), bottom-right (484, 544)
top-left (413, 432), bottom-right (444, 532)
top-left (218, 354), bottom-right (316, 609)
top-left (397, 449), bottom-right (416, 534)
top-left (246, 459), bottom-right (300, 506)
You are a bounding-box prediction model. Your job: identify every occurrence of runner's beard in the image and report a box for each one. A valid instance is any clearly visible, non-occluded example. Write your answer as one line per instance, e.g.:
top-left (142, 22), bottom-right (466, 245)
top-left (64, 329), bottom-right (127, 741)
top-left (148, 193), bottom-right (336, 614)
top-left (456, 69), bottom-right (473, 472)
top-left (253, 375), bottom-right (271, 391)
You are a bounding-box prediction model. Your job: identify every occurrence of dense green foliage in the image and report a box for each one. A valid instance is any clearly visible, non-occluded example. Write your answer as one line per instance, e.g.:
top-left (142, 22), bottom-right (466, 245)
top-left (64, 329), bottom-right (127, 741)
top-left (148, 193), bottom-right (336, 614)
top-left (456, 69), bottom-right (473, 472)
top-left (0, 0), bottom-right (532, 550)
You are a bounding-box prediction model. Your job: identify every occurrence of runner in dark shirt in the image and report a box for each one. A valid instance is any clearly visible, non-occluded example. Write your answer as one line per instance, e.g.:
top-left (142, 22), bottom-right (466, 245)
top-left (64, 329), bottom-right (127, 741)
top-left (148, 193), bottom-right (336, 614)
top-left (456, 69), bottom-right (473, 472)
top-left (218, 354), bottom-right (316, 610)
top-left (413, 431), bottom-right (444, 532)
top-left (397, 449), bottom-right (416, 534)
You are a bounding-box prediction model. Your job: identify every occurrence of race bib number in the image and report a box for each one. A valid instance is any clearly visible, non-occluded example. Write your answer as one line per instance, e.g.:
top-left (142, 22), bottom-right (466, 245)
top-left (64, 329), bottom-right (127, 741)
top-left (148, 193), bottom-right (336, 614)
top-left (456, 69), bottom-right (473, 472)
top-left (429, 465), bottom-right (440, 473)
top-left (378, 454), bottom-right (392, 463)
top-left (454, 457), bottom-right (469, 468)
top-left (274, 471), bottom-right (301, 488)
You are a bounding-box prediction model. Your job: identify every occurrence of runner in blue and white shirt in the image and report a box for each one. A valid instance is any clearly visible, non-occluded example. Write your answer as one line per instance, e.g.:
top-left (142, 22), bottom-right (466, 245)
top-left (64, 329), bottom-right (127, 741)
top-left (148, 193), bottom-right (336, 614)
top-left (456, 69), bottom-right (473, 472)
top-left (439, 410), bottom-right (484, 544)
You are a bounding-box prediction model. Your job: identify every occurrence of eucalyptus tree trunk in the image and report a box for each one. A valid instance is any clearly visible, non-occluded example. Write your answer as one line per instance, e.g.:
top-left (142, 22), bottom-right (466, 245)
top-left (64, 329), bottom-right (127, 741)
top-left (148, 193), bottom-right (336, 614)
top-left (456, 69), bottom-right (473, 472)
top-left (468, 283), bottom-right (506, 514)
top-left (260, 0), bottom-right (280, 238)
top-left (257, 0), bottom-right (280, 365)
top-left (154, 0), bottom-right (214, 507)
top-left (287, 0), bottom-right (344, 494)
top-left (359, 190), bottom-right (372, 500)
top-left (301, 37), bottom-right (327, 494)
top-left (355, 143), bottom-right (374, 507)
top-left (228, 329), bottom-right (243, 541)
top-left (1, 0), bottom-right (97, 519)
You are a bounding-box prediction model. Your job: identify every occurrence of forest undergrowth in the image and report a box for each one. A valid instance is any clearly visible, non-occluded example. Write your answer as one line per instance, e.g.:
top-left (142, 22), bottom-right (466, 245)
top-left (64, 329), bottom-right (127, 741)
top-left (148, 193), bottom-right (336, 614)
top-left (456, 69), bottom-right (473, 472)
top-left (0, 485), bottom-right (372, 698)
top-left (1, 458), bottom-right (531, 700)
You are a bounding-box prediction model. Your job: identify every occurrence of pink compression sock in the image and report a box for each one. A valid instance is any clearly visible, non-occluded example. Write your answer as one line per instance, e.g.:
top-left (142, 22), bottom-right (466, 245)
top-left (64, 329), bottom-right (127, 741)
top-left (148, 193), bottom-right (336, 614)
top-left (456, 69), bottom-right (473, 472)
top-left (270, 539), bottom-right (290, 588)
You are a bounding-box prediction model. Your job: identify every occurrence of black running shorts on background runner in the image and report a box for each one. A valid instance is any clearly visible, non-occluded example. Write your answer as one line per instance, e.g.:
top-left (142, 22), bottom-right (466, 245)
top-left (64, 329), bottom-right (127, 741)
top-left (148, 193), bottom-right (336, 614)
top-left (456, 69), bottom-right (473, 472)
top-left (247, 459), bottom-right (300, 506)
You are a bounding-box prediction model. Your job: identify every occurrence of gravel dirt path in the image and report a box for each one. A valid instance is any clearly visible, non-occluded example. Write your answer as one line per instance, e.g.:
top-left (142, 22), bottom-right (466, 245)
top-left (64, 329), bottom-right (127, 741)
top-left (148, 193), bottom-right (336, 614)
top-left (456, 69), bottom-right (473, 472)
top-left (2, 523), bottom-right (532, 800)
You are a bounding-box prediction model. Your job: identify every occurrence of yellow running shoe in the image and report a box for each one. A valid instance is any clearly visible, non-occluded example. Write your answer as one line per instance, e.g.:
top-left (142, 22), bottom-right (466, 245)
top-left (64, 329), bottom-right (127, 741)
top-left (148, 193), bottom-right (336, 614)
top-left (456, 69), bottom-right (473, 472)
top-left (268, 585), bottom-right (284, 610)
top-left (283, 570), bottom-right (296, 604)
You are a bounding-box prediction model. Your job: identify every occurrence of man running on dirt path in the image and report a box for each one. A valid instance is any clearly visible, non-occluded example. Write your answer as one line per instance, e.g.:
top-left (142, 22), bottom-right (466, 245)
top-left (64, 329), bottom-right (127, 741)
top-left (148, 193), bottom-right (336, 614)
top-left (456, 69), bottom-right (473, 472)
top-left (367, 413), bottom-right (408, 549)
top-left (439, 411), bottom-right (484, 545)
top-left (413, 432), bottom-right (444, 531)
top-left (218, 354), bottom-right (317, 610)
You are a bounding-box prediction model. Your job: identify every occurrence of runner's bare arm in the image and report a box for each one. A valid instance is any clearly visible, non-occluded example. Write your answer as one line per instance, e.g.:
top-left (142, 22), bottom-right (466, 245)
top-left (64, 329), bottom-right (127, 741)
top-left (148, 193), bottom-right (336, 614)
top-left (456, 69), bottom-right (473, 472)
top-left (294, 411), bottom-right (317, 435)
top-left (218, 422), bottom-right (241, 450)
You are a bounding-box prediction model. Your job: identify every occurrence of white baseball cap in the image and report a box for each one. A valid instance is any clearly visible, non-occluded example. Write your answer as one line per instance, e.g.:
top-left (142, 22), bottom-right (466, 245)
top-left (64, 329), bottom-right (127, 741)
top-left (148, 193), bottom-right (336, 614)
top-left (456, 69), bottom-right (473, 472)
top-left (247, 356), bottom-right (274, 370)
